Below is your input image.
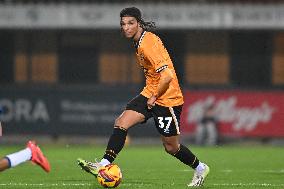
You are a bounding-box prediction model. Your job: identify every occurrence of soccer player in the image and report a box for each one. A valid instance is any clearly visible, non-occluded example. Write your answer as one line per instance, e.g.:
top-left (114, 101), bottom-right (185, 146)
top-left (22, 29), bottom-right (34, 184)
top-left (78, 7), bottom-right (209, 187)
top-left (0, 139), bottom-right (50, 172)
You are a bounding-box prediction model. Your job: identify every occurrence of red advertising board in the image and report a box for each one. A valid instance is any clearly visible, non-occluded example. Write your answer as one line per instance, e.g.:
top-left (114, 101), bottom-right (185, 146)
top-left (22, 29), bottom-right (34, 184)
top-left (180, 90), bottom-right (284, 137)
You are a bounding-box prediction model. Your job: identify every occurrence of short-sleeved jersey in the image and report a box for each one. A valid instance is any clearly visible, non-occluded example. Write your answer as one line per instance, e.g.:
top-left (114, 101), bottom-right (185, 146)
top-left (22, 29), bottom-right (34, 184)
top-left (135, 31), bottom-right (184, 107)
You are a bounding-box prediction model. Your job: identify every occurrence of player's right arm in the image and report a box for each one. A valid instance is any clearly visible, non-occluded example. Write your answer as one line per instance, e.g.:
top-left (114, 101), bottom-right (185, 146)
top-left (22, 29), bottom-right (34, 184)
top-left (147, 68), bottom-right (173, 109)
top-left (143, 34), bottom-right (174, 108)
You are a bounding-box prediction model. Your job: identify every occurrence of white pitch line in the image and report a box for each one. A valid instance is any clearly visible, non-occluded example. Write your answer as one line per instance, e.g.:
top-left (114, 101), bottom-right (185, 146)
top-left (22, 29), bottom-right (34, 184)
top-left (259, 169), bottom-right (284, 173)
top-left (181, 169), bottom-right (284, 173)
top-left (220, 169), bottom-right (233, 172)
top-left (0, 183), bottom-right (92, 186)
top-left (212, 183), bottom-right (284, 187)
top-left (1, 182), bottom-right (283, 187)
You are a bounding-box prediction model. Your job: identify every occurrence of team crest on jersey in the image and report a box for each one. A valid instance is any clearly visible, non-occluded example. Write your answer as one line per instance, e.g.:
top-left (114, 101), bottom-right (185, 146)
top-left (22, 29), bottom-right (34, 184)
top-left (139, 52), bottom-right (145, 61)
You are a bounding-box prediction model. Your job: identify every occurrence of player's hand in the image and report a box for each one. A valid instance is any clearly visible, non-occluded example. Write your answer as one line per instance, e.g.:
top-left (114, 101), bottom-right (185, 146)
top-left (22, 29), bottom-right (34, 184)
top-left (147, 95), bottom-right (157, 109)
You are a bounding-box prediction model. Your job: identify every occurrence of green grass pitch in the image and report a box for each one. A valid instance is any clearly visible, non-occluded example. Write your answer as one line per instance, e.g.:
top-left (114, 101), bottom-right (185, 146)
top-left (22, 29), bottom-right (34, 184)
top-left (0, 144), bottom-right (283, 189)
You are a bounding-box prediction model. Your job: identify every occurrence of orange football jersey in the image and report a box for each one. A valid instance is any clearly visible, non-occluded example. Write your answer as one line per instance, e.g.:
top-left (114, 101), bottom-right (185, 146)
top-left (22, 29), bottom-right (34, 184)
top-left (135, 31), bottom-right (184, 107)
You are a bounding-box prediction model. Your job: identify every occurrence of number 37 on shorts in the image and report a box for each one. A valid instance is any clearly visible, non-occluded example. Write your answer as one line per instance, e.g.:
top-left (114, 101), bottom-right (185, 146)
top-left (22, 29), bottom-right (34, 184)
top-left (152, 105), bottom-right (183, 137)
top-left (157, 117), bottom-right (173, 134)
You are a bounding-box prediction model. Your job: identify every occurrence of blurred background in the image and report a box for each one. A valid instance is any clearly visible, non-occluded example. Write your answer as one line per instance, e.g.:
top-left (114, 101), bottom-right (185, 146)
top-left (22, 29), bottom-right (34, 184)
top-left (0, 0), bottom-right (284, 146)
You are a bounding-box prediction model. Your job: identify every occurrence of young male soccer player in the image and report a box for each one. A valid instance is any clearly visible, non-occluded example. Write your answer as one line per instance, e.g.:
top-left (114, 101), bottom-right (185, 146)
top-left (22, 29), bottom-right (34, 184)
top-left (0, 138), bottom-right (50, 172)
top-left (78, 7), bottom-right (209, 187)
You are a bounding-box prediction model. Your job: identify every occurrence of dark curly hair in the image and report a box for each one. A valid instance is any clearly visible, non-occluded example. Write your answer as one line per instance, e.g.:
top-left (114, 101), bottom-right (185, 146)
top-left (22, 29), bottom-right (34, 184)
top-left (120, 7), bottom-right (156, 31)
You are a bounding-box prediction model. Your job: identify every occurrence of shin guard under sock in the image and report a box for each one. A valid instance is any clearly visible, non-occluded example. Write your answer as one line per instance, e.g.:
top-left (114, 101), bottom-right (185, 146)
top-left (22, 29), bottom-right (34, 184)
top-left (172, 144), bottom-right (200, 169)
top-left (103, 126), bottom-right (127, 163)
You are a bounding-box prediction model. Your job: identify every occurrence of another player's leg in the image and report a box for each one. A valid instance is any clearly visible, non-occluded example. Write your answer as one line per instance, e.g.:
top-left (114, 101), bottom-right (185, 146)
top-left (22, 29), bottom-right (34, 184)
top-left (1, 141), bottom-right (50, 172)
top-left (1, 142), bottom-right (34, 172)
top-left (78, 109), bottom-right (145, 177)
top-left (26, 141), bottom-right (50, 172)
top-left (0, 157), bottom-right (11, 171)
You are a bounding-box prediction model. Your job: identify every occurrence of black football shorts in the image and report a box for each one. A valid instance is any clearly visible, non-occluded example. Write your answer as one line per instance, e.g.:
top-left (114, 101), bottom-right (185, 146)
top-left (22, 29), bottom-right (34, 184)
top-left (126, 94), bottom-right (183, 137)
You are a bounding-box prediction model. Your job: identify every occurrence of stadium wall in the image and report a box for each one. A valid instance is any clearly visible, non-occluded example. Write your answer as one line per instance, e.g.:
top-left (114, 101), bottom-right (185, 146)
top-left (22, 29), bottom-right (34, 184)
top-left (1, 86), bottom-right (284, 139)
top-left (0, 86), bottom-right (159, 137)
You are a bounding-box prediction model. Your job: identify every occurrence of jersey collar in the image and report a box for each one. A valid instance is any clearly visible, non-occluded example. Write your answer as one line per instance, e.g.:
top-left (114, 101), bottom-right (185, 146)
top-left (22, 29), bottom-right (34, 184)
top-left (134, 30), bottom-right (146, 49)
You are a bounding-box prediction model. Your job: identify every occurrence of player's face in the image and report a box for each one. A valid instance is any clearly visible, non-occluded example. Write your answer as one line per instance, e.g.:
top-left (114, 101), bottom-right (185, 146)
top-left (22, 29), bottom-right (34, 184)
top-left (120, 16), bottom-right (139, 39)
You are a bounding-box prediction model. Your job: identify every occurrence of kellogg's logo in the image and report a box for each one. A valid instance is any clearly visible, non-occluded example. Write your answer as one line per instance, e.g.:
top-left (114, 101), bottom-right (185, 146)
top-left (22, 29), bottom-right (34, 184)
top-left (187, 96), bottom-right (276, 132)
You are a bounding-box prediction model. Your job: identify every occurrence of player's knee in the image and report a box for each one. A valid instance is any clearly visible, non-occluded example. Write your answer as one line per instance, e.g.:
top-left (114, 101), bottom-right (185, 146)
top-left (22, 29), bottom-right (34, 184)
top-left (163, 143), bottom-right (179, 155)
top-left (114, 117), bottom-right (121, 126)
top-left (114, 117), bottom-right (127, 130)
top-left (114, 118), bottom-right (123, 127)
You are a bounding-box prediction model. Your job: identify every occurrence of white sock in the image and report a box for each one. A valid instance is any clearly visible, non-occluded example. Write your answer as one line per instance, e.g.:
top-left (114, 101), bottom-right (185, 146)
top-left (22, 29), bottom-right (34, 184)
top-left (196, 162), bottom-right (205, 173)
top-left (100, 158), bottom-right (111, 166)
top-left (6, 148), bottom-right (32, 167)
